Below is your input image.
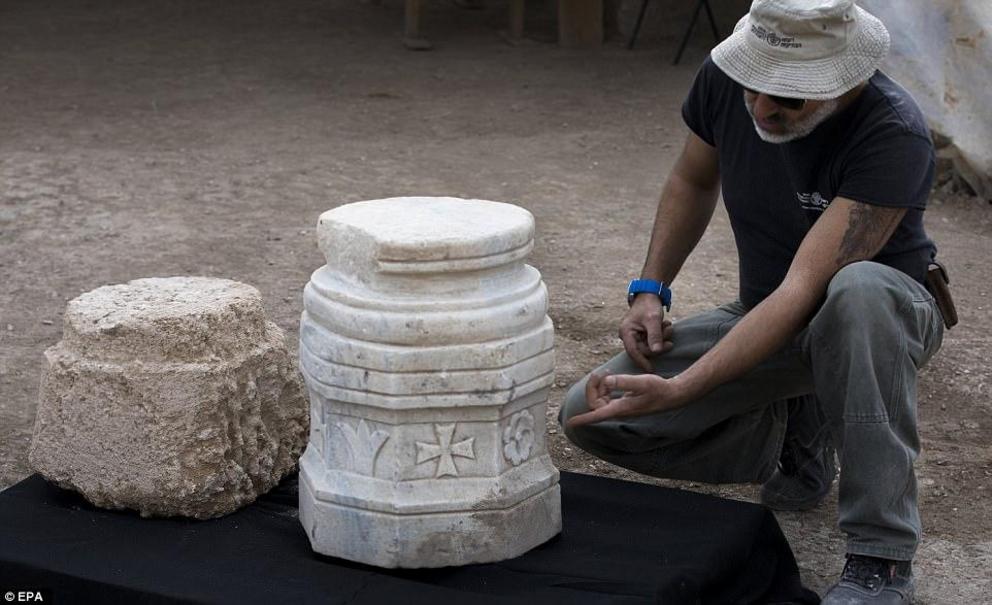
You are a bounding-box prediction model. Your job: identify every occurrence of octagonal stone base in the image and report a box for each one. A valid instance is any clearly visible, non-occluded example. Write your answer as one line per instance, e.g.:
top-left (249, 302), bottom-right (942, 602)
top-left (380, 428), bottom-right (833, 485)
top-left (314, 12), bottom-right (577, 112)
top-left (299, 447), bottom-right (562, 568)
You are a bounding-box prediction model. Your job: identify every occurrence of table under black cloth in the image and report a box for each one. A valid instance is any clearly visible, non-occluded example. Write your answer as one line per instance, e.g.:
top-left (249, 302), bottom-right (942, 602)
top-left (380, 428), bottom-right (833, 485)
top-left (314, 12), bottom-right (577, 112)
top-left (0, 471), bottom-right (819, 604)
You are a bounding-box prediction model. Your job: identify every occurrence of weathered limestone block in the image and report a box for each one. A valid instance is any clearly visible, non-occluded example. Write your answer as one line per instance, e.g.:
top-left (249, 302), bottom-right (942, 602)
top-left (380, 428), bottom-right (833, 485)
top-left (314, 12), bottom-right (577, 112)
top-left (29, 277), bottom-right (308, 519)
top-left (299, 197), bottom-right (562, 568)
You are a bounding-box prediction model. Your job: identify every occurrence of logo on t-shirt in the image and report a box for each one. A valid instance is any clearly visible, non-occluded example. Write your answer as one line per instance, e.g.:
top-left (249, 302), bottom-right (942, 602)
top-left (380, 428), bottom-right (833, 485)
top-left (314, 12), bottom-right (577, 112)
top-left (797, 191), bottom-right (830, 212)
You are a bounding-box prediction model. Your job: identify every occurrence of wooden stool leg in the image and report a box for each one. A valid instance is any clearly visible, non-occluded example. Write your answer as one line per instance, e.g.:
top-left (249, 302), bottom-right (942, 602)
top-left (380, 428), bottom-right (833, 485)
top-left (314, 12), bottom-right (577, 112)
top-left (673, 0), bottom-right (705, 64)
top-left (703, 0), bottom-right (720, 41)
top-left (628, 0), bottom-right (650, 50)
top-left (508, 0), bottom-right (525, 41)
top-left (404, 0), bottom-right (433, 50)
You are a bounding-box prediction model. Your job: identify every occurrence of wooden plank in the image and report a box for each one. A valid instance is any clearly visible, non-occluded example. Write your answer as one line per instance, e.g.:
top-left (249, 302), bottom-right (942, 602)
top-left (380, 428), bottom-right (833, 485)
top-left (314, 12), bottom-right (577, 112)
top-left (558, 0), bottom-right (603, 48)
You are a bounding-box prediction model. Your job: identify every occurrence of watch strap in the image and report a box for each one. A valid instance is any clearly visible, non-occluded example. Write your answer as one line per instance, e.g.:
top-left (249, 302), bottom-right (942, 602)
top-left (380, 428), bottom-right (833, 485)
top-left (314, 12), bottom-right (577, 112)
top-left (627, 279), bottom-right (672, 311)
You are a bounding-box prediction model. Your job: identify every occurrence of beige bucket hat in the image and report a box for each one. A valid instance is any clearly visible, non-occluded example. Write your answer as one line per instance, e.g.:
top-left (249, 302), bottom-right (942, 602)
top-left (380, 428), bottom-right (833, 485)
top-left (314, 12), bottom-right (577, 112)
top-left (710, 0), bottom-right (890, 100)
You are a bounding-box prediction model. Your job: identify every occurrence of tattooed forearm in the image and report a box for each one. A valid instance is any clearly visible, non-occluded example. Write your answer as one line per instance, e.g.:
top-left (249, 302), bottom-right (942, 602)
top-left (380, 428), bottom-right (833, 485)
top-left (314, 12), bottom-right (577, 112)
top-left (835, 203), bottom-right (906, 266)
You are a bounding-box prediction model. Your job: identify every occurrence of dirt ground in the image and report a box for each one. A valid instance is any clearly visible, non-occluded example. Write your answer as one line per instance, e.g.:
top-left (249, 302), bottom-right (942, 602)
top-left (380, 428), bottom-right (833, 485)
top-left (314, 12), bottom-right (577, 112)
top-left (1, 0), bottom-right (990, 602)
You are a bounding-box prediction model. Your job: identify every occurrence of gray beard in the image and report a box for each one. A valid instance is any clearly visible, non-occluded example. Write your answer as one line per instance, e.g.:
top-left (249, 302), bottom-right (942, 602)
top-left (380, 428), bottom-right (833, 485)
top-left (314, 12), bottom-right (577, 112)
top-left (744, 97), bottom-right (840, 144)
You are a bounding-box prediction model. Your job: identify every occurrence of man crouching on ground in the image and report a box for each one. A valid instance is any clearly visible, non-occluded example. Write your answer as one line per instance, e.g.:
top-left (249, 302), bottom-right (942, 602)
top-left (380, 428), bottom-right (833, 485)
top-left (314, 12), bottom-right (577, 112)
top-left (559, 1), bottom-right (946, 603)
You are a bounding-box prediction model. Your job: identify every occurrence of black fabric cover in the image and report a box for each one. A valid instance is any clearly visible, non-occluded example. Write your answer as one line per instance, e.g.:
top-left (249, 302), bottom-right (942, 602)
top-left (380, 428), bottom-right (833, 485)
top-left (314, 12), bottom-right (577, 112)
top-left (0, 472), bottom-right (819, 604)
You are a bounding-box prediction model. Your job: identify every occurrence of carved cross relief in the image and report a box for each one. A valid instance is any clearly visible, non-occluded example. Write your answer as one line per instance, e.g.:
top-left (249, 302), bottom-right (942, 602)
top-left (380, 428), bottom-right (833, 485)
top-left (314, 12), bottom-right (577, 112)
top-left (416, 423), bottom-right (475, 478)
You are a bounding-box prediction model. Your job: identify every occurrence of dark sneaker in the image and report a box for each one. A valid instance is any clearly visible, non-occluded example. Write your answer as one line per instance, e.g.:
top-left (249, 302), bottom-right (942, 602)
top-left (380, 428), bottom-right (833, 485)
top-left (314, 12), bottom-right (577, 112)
top-left (821, 555), bottom-right (915, 604)
top-left (760, 395), bottom-right (837, 511)
top-left (760, 434), bottom-right (836, 510)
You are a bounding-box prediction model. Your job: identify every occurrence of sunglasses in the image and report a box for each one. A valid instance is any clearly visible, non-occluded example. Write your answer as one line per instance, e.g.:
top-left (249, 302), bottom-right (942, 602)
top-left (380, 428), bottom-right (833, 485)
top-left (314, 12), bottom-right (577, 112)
top-left (743, 87), bottom-right (807, 111)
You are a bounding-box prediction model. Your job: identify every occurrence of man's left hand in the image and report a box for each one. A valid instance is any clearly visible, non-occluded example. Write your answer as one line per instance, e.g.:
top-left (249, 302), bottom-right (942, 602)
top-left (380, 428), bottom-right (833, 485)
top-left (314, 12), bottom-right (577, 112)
top-left (568, 372), bottom-right (688, 428)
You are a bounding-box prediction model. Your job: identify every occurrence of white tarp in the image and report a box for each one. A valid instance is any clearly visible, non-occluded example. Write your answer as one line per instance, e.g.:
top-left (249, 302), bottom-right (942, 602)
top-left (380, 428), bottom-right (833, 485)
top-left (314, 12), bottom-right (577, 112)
top-left (861, 0), bottom-right (992, 199)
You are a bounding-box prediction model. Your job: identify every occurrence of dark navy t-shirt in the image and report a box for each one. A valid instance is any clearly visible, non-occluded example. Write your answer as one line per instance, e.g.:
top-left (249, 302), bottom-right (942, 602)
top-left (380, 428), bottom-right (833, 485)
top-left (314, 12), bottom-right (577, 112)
top-left (682, 57), bottom-right (936, 309)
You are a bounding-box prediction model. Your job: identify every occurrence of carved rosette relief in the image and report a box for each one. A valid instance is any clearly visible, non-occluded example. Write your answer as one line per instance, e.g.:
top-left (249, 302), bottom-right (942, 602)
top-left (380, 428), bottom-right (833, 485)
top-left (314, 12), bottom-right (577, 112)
top-left (415, 423), bottom-right (475, 478)
top-left (502, 410), bottom-right (535, 466)
top-left (336, 419), bottom-right (390, 476)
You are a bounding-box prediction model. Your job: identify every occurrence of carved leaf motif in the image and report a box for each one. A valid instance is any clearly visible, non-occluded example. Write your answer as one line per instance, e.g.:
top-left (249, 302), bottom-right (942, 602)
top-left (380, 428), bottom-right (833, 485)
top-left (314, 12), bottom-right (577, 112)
top-left (502, 410), bottom-right (535, 466)
top-left (336, 419), bottom-right (390, 476)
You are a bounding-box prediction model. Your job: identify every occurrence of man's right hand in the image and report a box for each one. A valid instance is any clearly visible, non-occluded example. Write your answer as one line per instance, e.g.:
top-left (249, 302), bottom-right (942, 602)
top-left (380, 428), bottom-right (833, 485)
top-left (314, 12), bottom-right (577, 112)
top-left (619, 294), bottom-right (674, 372)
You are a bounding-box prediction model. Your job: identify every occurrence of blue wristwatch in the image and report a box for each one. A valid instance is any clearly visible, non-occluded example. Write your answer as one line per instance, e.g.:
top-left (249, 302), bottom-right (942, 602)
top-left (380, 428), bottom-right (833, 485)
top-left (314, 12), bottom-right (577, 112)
top-left (627, 279), bottom-right (672, 311)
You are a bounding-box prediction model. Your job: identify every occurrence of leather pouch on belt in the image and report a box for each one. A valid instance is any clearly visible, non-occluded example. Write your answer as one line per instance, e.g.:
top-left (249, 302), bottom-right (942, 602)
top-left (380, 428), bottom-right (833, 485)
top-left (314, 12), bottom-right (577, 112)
top-left (925, 261), bottom-right (958, 329)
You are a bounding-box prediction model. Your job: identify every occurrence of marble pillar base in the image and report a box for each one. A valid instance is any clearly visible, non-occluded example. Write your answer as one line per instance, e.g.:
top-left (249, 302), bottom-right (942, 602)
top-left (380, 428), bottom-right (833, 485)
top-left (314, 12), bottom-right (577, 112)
top-left (299, 197), bottom-right (562, 567)
top-left (299, 449), bottom-right (561, 567)
top-left (29, 277), bottom-right (308, 519)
